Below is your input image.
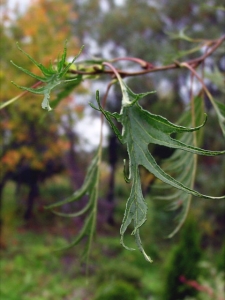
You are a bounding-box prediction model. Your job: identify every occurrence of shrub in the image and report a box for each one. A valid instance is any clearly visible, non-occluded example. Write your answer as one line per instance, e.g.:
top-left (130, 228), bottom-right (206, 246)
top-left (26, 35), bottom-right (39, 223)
top-left (94, 280), bottom-right (138, 300)
top-left (163, 216), bottom-right (202, 300)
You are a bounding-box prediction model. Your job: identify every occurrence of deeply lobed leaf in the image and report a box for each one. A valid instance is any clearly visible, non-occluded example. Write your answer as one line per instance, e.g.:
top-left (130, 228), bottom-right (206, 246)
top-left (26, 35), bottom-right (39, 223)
top-left (11, 43), bottom-right (83, 111)
top-left (94, 78), bottom-right (225, 262)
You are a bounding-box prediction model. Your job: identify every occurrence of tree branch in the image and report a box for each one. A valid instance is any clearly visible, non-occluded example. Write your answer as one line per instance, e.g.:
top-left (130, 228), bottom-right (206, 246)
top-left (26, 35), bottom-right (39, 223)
top-left (70, 35), bottom-right (225, 78)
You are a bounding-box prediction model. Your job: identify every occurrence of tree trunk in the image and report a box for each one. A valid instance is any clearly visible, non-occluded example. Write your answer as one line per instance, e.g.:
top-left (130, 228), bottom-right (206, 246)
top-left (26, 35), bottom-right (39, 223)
top-left (24, 182), bottom-right (39, 220)
top-left (0, 174), bottom-right (9, 248)
top-left (106, 134), bottom-right (118, 226)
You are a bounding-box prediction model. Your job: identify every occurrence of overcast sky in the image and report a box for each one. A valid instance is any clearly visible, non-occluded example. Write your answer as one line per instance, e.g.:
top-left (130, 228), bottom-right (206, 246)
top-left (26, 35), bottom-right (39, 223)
top-left (7, 0), bottom-right (30, 12)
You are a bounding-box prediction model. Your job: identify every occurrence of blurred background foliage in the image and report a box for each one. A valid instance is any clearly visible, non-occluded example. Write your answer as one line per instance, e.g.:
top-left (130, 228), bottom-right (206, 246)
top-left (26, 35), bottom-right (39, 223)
top-left (0, 0), bottom-right (224, 299)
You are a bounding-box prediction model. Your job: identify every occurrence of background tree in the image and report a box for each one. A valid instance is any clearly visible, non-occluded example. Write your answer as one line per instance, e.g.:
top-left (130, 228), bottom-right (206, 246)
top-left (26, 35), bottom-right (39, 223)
top-left (0, 0), bottom-right (81, 221)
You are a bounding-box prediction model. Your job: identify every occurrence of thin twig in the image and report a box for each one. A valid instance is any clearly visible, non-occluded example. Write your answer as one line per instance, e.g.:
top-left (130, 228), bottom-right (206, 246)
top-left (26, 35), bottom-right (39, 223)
top-left (70, 35), bottom-right (225, 78)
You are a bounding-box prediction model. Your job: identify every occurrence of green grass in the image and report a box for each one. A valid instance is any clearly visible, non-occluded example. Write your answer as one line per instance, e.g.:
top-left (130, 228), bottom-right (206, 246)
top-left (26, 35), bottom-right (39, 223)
top-left (0, 181), bottom-right (163, 300)
top-left (0, 231), bottom-right (90, 300)
top-left (1, 180), bottom-right (223, 300)
top-left (0, 229), bottom-right (164, 300)
top-left (0, 182), bottom-right (91, 300)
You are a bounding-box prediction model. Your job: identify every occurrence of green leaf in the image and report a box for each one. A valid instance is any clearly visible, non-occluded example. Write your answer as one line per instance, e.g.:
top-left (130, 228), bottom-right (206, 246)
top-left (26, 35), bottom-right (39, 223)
top-left (50, 74), bottom-right (83, 109)
top-left (152, 97), bottom-right (206, 237)
top-left (95, 77), bottom-right (225, 262)
top-left (45, 147), bottom-right (101, 264)
top-left (166, 27), bottom-right (194, 42)
top-left (205, 68), bottom-right (225, 93)
top-left (213, 100), bottom-right (225, 136)
top-left (204, 68), bottom-right (225, 136)
top-left (11, 42), bottom-right (83, 111)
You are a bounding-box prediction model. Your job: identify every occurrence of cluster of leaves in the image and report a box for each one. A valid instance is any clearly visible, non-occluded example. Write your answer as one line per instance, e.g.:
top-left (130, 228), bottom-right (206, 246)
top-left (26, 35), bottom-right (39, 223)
top-left (3, 41), bottom-right (225, 264)
top-left (45, 147), bottom-right (102, 263)
top-left (10, 43), bottom-right (83, 111)
top-left (92, 72), bottom-right (225, 262)
top-left (151, 96), bottom-right (205, 237)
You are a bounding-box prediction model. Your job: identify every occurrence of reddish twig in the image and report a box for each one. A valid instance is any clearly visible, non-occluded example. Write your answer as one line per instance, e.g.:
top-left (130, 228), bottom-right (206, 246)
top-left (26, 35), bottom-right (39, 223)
top-left (70, 35), bottom-right (224, 78)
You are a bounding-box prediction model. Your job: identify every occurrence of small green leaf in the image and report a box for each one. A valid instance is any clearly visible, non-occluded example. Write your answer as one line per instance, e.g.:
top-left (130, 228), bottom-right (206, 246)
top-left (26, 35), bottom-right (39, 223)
top-left (10, 60), bottom-right (47, 82)
top-left (166, 27), bottom-right (194, 42)
top-left (41, 91), bottom-right (52, 111)
top-left (11, 42), bottom-right (83, 111)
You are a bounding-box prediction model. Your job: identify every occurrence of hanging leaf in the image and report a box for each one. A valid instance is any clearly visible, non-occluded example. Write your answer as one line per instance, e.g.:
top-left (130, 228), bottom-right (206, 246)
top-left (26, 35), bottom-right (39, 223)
top-left (212, 100), bottom-right (225, 136)
top-left (205, 68), bottom-right (225, 93)
top-left (151, 97), bottom-right (206, 237)
top-left (45, 147), bottom-right (101, 263)
top-left (180, 63), bottom-right (225, 137)
top-left (10, 42), bottom-right (83, 111)
top-left (93, 77), bottom-right (225, 262)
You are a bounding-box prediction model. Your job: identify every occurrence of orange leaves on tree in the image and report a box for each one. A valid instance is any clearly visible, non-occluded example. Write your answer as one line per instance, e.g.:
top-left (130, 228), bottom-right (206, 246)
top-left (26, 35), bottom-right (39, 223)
top-left (1, 0), bottom-right (81, 185)
top-left (16, 0), bottom-right (79, 62)
top-left (2, 150), bottom-right (21, 172)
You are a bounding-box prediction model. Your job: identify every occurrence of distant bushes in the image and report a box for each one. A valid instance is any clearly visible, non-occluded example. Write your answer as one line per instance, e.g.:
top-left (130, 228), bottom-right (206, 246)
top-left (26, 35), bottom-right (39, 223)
top-left (163, 216), bottom-right (203, 300)
top-left (217, 241), bottom-right (225, 273)
top-left (94, 281), bottom-right (138, 300)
